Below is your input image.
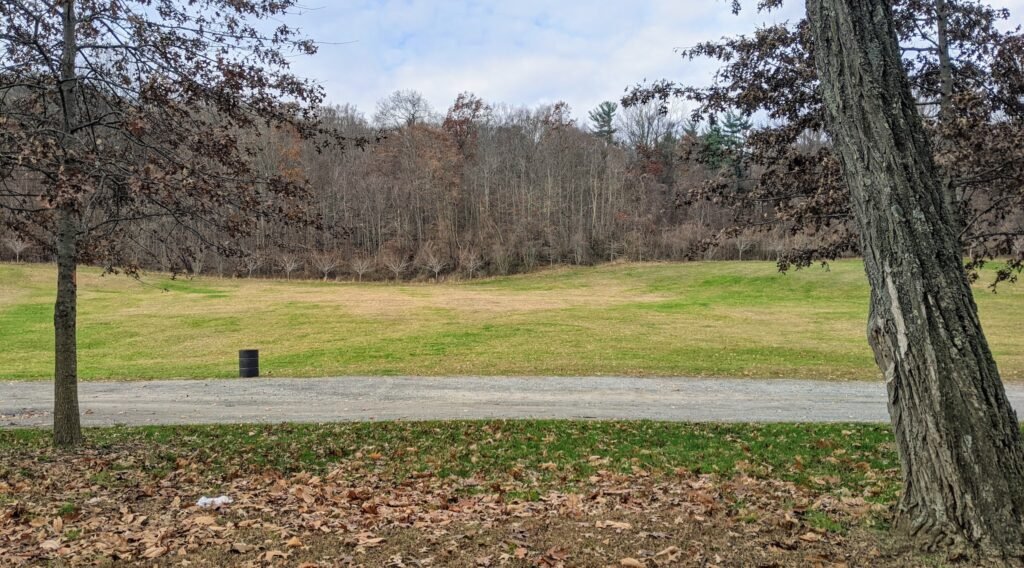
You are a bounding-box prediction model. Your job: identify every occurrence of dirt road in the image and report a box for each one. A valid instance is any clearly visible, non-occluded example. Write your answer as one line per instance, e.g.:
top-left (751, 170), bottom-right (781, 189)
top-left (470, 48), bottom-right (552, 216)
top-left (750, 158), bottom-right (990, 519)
top-left (5, 376), bottom-right (1024, 427)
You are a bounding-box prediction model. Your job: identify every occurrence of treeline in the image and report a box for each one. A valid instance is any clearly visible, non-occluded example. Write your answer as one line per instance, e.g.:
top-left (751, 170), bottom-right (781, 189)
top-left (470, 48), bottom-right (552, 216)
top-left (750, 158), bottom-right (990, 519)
top-left (0, 91), bottom-right (832, 280)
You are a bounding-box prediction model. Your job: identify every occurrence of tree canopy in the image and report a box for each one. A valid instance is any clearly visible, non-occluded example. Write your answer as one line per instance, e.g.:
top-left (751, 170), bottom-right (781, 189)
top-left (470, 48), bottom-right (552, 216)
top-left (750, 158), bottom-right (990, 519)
top-left (625, 0), bottom-right (1024, 283)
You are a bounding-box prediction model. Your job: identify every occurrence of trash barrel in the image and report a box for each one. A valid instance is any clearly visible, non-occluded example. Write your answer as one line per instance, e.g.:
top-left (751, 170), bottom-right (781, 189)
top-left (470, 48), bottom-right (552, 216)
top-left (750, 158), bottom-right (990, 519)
top-left (239, 349), bottom-right (259, 378)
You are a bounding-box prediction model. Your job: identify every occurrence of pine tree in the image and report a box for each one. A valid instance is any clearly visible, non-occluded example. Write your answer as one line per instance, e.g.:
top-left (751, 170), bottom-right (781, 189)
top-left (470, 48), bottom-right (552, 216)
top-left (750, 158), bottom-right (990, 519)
top-left (588, 101), bottom-right (618, 144)
top-left (721, 111), bottom-right (752, 187)
top-left (698, 112), bottom-right (750, 190)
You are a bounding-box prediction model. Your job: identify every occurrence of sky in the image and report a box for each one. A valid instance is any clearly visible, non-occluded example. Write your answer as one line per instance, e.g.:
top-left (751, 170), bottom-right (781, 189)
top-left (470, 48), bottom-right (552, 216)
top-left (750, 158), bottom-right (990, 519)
top-left (282, 0), bottom-right (1024, 123)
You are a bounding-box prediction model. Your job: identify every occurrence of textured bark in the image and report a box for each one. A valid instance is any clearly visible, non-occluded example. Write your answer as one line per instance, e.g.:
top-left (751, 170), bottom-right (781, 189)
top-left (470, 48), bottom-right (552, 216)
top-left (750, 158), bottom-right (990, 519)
top-left (53, 207), bottom-right (82, 447)
top-left (53, 0), bottom-right (83, 448)
top-left (807, 0), bottom-right (1024, 559)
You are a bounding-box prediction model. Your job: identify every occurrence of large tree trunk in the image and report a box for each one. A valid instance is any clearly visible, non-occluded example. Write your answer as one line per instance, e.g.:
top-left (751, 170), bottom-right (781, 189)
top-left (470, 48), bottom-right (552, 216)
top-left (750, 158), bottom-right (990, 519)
top-left (53, 0), bottom-right (83, 447)
top-left (807, 0), bottom-right (1024, 559)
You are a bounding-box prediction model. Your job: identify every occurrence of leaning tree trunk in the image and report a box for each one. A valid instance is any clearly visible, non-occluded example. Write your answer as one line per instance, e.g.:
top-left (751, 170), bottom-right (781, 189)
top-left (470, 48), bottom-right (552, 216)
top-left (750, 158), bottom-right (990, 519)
top-left (53, 0), bottom-right (83, 447)
top-left (807, 0), bottom-right (1024, 559)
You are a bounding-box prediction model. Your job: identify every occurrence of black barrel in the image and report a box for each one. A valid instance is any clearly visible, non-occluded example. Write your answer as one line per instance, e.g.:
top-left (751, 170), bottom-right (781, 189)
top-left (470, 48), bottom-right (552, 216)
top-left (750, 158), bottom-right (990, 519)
top-left (239, 349), bottom-right (259, 378)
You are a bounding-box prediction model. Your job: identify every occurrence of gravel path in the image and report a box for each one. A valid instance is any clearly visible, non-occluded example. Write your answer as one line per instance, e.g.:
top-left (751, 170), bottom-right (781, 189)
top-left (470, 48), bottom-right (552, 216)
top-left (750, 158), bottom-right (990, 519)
top-left (4, 376), bottom-right (1024, 428)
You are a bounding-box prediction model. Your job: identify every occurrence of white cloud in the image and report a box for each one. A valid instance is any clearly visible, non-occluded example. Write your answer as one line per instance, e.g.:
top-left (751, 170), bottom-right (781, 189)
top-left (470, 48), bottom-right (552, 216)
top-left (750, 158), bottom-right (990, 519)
top-left (282, 0), bottom-right (1017, 123)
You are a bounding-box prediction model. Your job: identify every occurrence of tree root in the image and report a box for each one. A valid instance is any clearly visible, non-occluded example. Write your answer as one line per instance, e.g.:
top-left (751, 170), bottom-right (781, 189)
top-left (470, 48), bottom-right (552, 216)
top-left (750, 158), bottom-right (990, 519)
top-left (896, 507), bottom-right (1024, 566)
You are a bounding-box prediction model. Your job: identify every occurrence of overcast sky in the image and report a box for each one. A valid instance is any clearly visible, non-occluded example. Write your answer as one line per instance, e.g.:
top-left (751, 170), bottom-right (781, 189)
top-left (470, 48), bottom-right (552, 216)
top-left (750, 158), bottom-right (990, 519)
top-left (283, 0), bottom-right (1024, 122)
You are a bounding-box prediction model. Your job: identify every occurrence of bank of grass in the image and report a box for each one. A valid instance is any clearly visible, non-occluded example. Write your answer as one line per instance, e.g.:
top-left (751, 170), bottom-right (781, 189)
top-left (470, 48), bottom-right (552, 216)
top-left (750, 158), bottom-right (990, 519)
top-left (1, 260), bottom-right (1022, 381)
top-left (0, 421), bottom-right (902, 507)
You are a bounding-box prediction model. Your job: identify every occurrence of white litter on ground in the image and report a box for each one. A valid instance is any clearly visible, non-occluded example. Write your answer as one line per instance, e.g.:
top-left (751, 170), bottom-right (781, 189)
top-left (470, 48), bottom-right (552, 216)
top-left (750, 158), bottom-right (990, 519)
top-left (196, 496), bottom-right (233, 508)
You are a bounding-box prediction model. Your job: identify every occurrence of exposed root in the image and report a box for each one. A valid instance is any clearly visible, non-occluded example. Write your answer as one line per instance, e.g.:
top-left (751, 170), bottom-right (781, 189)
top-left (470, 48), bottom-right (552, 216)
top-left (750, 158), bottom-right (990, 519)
top-left (896, 507), bottom-right (1024, 566)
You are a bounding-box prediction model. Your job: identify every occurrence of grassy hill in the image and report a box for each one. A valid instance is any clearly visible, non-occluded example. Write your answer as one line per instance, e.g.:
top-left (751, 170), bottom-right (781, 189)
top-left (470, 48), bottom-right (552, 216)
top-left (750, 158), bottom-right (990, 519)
top-left (1, 260), bottom-right (1021, 381)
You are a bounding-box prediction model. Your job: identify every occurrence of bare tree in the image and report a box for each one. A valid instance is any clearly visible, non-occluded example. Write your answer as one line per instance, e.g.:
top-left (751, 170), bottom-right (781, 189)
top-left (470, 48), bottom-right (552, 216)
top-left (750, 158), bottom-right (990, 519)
top-left (349, 255), bottom-right (375, 282)
top-left (419, 243), bottom-right (447, 281)
top-left (491, 243), bottom-right (512, 275)
top-left (310, 250), bottom-right (339, 281)
top-left (3, 237), bottom-right (29, 263)
top-left (0, 0), bottom-right (337, 446)
top-left (734, 235), bottom-right (753, 261)
top-left (242, 251), bottom-right (264, 278)
top-left (617, 100), bottom-right (678, 150)
top-left (185, 248), bottom-right (207, 277)
top-left (277, 253), bottom-right (302, 279)
top-left (607, 241), bottom-right (624, 262)
top-left (459, 247), bottom-right (484, 279)
top-left (570, 232), bottom-right (590, 265)
top-left (181, 234), bottom-right (209, 276)
top-left (373, 90), bottom-right (436, 129)
top-left (380, 251), bottom-right (410, 282)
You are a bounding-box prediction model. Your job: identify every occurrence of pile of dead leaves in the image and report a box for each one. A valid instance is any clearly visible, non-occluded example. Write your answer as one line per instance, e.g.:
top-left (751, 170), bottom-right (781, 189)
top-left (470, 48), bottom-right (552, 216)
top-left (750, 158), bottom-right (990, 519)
top-left (0, 444), bottom-right (922, 567)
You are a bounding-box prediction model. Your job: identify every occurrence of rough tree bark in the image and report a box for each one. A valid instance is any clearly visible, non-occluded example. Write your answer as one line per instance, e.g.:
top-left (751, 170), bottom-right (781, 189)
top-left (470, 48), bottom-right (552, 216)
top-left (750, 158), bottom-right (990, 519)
top-left (54, 0), bottom-right (83, 447)
top-left (807, 0), bottom-right (1024, 558)
top-left (53, 208), bottom-right (82, 447)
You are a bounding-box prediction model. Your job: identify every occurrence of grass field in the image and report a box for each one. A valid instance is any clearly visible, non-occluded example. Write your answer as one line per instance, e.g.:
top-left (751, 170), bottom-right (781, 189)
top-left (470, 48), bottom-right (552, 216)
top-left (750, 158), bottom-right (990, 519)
top-left (1, 260), bottom-right (1022, 381)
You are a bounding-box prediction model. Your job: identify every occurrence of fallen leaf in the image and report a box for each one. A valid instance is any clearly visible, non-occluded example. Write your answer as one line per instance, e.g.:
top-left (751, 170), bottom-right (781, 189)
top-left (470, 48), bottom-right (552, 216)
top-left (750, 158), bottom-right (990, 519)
top-left (620, 559), bottom-right (645, 567)
top-left (286, 536), bottom-right (303, 548)
top-left (264, 550), bottom-right (288, 561)
top-left (653, 546), bottom-right (681, 565)
top-left (597, 520), bottom-right (633, 530)
top-left (799, 532), bottom-right (823, 543)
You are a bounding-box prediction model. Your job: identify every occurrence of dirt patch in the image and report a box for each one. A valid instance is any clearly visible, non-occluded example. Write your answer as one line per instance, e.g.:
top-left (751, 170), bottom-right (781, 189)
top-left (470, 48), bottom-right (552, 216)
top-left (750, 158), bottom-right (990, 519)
top-left (270, 283), bottom-right (667, 318)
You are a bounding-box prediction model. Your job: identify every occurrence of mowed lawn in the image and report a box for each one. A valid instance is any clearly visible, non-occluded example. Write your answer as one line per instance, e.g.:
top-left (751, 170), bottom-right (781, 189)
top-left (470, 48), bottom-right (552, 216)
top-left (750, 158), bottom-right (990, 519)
top-left (1, 260), bottom-right (1022, 381)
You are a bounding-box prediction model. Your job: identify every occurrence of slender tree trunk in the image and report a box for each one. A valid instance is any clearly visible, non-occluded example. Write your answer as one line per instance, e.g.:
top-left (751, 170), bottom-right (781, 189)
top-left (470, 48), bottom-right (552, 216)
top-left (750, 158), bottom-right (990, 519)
top-left (53, 207), bottom-right (82, 447)
top-left (53, 0), bottom-right (83, 447)
top-left (935, 0), bottom-right (954, 121)
top-left (807, 0), bottom-right (1024, 558)
top-left (934, 0), bottom-right (963, 224)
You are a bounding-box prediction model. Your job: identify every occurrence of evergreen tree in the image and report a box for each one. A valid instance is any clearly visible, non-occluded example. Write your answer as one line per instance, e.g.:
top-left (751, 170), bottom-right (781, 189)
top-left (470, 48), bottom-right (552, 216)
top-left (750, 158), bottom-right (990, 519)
top-left (680, 118), bottom-right (701, 140)
top-left (699, 120), bottom-right (728, 171)
top-left (588, 101), bottom-right (618, 144)
top-left (720, 111), bottom-right (752, 149)
top-left (698, 112), bottom-right (751, 189)
top-left (720, 111), bottom-right (752, 185)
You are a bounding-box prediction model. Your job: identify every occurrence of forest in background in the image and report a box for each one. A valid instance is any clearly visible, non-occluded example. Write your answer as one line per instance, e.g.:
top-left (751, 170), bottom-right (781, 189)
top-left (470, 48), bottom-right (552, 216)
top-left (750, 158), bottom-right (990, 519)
top-left (0, 90), bottom-right (834, 281)
top-left (3, 0), bottom-right (1022, 282)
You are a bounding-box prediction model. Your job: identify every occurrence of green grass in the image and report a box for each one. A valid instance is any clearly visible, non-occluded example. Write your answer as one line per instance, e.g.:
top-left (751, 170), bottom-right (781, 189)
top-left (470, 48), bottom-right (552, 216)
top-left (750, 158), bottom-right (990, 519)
top-left (1, 260), bottom-right (1022, 380)
top-left (0, 421), bottom-right (901, 503)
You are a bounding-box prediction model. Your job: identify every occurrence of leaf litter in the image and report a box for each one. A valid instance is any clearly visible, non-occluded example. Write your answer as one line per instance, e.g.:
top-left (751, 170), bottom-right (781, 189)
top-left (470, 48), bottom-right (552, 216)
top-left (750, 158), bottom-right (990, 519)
top-left (0, 443), bottom-right (938, 567)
